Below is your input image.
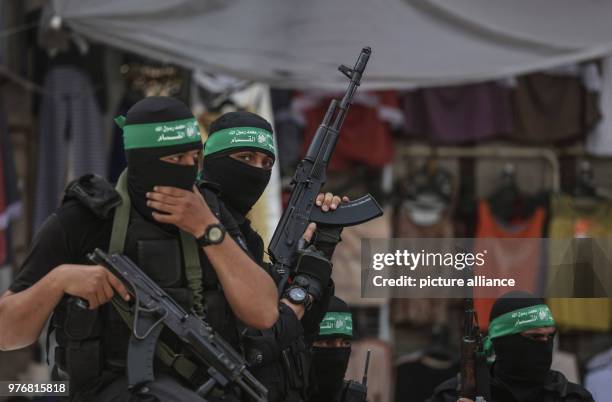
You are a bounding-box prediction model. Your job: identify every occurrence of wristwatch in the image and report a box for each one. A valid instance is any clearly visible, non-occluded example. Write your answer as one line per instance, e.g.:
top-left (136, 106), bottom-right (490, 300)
top-left (196, 223), bottom-right (226, 247)
top-left (284, 285), bottom-right (312, 311)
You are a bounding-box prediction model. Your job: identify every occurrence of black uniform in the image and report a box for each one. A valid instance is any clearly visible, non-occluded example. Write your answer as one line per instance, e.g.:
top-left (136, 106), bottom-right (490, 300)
top-left (10, 191), bottom-right (248, 401)
top-left (428, 292), bottom-right (595, 402)
top-left (9, 97), bottom-right (248, 401)
top-left (427, 370), bottom-right (594, 402)
top-left (11, 104), bottom-right (333, 401)
top-left (201, 111), bottom-right (337, 402)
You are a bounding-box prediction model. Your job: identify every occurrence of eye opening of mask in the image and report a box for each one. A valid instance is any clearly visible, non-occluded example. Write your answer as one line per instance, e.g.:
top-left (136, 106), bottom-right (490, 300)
top-left (520, 328), bottom-right (557, 342)
top-left (313, 338), bottom-right (352, 348)
top-left (227, 150), bottom-right (275, 170)
top-left (158, 149), bottom-right (202, 165)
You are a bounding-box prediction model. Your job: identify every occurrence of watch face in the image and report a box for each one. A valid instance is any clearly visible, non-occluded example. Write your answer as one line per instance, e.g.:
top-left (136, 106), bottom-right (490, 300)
top-left (289, 287), bottom-right (307, 302)
top-left (208, 226), bottom-right (223, 243)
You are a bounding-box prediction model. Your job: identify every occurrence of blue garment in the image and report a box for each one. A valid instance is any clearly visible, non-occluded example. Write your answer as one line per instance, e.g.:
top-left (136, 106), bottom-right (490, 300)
top-left (33, 66), bottom-right (107, 231)
top-left (585, 347), bottom-right (612, 402)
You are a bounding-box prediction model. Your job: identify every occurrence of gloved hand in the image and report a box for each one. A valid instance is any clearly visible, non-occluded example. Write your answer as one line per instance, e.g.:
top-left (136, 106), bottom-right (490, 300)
top-left (291, 244), bottom-right (332, 302)
top-left (311, 225), bottom-right (343, 260)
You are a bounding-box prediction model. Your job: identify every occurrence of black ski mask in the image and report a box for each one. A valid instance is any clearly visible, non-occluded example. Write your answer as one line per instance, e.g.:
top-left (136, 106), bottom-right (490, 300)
top-left (121, 97), bottom-right (202, 229)
top-left (127, 144), bottom-right (199, 222)
top-left (311, 296), bottom-right (354, 402)
top-left (202, 156), bottom-right (270, 215)
top-left (201, 111), bottom-right (275, 216)
top-left (311, 346), bottom-right (351, 401)
top-left (493, 333), bottom-right (553, 384)
top-left (488, 292), bottom-right (555, 401)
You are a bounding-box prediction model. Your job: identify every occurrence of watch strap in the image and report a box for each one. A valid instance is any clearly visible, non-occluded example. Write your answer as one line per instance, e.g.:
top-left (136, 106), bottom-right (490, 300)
top-left (196, 223), bottom-right (225, 247)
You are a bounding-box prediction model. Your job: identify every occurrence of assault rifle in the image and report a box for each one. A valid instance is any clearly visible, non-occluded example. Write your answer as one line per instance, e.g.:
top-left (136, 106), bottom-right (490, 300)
top-left (84, 248), bottom-right (268, 401)
top-left (268, 47), bottom-right (383, 291)
top-left (459, 298), bottom-right (489, 402)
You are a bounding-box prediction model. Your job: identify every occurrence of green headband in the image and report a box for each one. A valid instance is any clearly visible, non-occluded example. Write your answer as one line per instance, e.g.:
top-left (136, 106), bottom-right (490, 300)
top-left (204, 127), bottom-right (275, 157)
top-left (319, 312), bottom-right (353, 337)
top-left (483, 304), bottom-right (555, 357)
top-left (115, 116), bottom-right (202, 150)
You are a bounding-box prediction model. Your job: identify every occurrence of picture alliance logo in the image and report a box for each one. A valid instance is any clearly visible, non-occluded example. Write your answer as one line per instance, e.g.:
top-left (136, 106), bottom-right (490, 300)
top-left (371, 249), bottom-right (489, 271)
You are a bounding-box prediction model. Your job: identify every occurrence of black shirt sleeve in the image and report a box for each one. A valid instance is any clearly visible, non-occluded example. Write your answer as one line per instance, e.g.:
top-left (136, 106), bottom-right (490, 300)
top-left (9, 202), bottom-right (112, 293)
top-left (9, 213), bottom-right (71, 293)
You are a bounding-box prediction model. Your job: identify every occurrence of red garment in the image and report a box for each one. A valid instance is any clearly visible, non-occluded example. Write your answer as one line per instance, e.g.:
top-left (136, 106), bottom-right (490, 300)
top-left (474, 201), bottom-right (546, 330)
top-left (294, 91), bottom-right (399, 171)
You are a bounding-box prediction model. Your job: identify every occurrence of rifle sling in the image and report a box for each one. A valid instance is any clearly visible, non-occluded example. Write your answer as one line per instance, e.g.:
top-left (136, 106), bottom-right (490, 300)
top-left (111, 299), bottom-right (201, 384)
top-left (108, 169), bottom-right (204, 384)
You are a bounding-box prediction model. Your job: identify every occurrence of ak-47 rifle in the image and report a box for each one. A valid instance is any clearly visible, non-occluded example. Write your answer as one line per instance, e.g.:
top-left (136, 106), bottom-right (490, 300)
top-left (460, 298), bottom-right (479, 400)
top-left (459, 298), bottom-right (489, 402)
top-left (83, 249), bottom-right (268, 401)
top-left (268, 47), bottom-right (383, 292)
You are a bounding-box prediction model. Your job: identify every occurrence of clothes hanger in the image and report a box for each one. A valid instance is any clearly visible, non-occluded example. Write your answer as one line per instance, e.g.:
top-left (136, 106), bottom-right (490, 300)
top-left (38, 13), bottom-right (89, 57)
top-left (487, 162), bottom-right (527, 223)
top-left (400, 156), bottom-right (454, 226)
top-left (573, 160), bottom-right (599, 200)
top-left (570, 159), bottom-right (612, 205)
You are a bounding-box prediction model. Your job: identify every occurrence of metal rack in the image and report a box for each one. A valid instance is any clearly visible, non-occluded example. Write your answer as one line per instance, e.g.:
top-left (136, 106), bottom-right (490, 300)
top-left (396, 144), bottom-right (561, 192)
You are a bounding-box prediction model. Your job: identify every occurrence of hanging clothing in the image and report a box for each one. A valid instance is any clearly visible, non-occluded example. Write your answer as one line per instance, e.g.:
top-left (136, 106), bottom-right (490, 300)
top-left (400, 81), bottom-right (513, 144)
top-left (331, 209), bottom-right (391, 307)
top-left (587, 57), bottom-right (612, 156)
top-left (26, 9), bottom-right (108, 116)
top-left (393, 162), bottom-right (457, 236)
top-left (270, 89), bottom-right (303, 178)
top-left (474, 200), bottom-right (546, 330)
top-left (510, 71), bottom-right (601, 144)
top-left (0, 97), bottom-right (20, 268)
top-left (0, 145), bottom-right (5, 268)
top-left (584, 347), bottom-right (612, 402)
top-left (546, 195), bottom-right (612, 332)
top-left (390, 171), bottom-right (456, 324)
top-left (33, 66), bottom-right (107, 231)
top-left (293, 90), bottom-right (400, 171)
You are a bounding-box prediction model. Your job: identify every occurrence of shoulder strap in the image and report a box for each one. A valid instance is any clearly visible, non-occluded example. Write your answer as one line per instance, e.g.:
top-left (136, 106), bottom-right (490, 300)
top-left (109, 170), bottom-right (130, 254)
top-left (111, 298), bottom-right (202, 384)
top-left (179, 230), bottom-right (204, 318)
top-left (107, 170), bottom-right (206, 381)
top-left (108, 169), bottom-right (204, 317)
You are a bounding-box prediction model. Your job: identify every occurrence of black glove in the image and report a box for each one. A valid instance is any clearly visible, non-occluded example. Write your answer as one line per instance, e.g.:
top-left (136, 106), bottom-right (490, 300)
top-left (312, 225), bottom-right (343, 260)
top-left (292, 245), bottom-right (332, 302)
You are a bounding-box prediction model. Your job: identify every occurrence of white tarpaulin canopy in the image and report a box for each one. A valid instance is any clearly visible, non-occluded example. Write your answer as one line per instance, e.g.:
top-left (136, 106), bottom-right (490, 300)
top-left (52, 0), bottom-right (612, 89)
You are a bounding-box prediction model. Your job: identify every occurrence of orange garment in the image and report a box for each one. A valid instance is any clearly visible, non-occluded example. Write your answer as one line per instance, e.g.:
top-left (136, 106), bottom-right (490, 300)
top-left (474, 201), bottom-right (546, 329)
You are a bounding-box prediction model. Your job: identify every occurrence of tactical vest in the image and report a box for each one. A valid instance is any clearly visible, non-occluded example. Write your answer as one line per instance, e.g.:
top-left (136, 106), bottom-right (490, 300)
top-left (51, 171), bottom-right (246, 398)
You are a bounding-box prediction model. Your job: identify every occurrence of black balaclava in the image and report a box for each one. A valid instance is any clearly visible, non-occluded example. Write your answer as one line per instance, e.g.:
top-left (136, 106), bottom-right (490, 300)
top-left (121, 97), bottom-right (202, 229)
top-left (201, 111), bottom-right (275, 216)
top-left (489, 291), bottom-right (555, 401)
top-left (311, 297), bottom-right (353, 402)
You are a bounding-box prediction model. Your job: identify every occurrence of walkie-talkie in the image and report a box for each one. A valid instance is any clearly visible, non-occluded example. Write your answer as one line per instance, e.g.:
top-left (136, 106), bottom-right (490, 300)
top-left (342, 350), bottom-right (371, 402)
